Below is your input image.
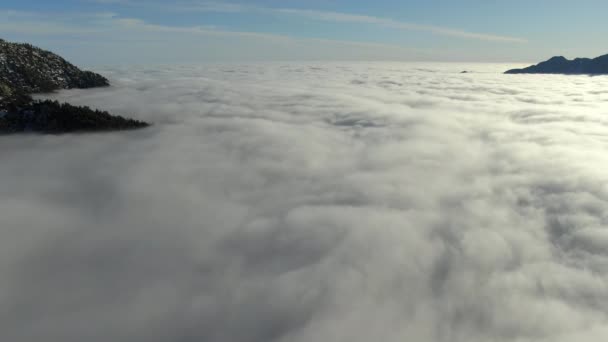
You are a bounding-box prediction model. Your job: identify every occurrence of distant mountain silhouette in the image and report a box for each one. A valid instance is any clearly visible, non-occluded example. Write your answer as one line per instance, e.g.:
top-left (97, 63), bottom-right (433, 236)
top-left (505, 54), bottom-right (608, 75)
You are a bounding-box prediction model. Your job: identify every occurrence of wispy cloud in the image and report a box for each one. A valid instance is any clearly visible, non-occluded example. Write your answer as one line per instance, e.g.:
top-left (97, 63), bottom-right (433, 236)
top-left (112, 17), bottom-right (289, 41)
top-left (0, 10), bottom-right (289, 41)
top-left (117, 1), bottom-right (527, 43)
top-left (174, 1), bottom-right (250, 12)
top-left (274, 8), bottom-right (528, 43)
top-left (0, 10), bottom-right (117, 35)
top-left (0, 9), bottom-right (438, 63)
top-left (91, 0), bottom-right (249, 12)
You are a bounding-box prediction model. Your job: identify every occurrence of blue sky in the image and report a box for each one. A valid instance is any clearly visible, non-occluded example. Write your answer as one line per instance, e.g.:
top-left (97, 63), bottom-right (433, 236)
top-left (1, 0), bottom-right (607, 65)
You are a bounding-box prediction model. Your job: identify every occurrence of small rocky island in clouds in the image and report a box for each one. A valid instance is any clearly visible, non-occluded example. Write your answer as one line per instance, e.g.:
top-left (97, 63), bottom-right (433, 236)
top-left (0, 38), bottom-right (149, 134)
top-left (506, 54), bottom-right (608, 75)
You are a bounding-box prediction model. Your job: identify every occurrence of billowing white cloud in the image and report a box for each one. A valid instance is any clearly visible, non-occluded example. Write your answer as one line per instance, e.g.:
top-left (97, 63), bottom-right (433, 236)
top-left (2, 63), bottom-right (608, 341)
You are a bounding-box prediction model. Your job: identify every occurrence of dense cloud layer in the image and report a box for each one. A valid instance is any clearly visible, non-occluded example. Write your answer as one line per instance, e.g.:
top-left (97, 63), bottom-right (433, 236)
top-left (2, 63), bottom-right (608, 341)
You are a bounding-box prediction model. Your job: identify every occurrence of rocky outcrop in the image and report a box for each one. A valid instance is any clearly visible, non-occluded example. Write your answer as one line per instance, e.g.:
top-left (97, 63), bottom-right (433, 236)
top-left (0, 39), bottom-right (109, 93)
top-left (506, 54), bottom-right (608, 75)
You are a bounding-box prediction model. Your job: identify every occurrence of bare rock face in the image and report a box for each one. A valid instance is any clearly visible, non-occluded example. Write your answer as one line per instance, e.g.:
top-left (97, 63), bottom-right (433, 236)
top-left (506, 54), bottom-right (608, 75)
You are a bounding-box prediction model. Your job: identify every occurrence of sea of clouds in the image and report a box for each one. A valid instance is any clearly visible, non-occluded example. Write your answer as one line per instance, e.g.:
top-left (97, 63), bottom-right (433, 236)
top-left (2, 62), bottom-right (608, 342)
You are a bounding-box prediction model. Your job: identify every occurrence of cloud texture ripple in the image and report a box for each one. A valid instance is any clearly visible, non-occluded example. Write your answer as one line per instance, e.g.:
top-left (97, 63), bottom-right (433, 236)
top-left (3, 63), bottom-right (608, 342)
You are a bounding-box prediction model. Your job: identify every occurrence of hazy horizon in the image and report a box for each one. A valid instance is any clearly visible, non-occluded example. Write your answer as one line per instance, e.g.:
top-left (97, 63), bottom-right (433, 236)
top-left (2, 1), bottom-right (608, 65)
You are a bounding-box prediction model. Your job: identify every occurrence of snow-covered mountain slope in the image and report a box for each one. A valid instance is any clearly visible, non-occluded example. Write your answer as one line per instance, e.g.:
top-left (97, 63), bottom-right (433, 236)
top-left (0, 38), bottom-right (109, 94)
top-left (0, 39), bottom-right (149, 133)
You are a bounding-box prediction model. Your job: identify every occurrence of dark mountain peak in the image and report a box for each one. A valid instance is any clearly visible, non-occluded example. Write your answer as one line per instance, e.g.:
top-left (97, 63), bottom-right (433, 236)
top-left (593, 54), bottom-right (608, 62)
top-left (548, 56), bottom-right (567, 62)
top-left (506, 53), bottom-right (608, 75)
